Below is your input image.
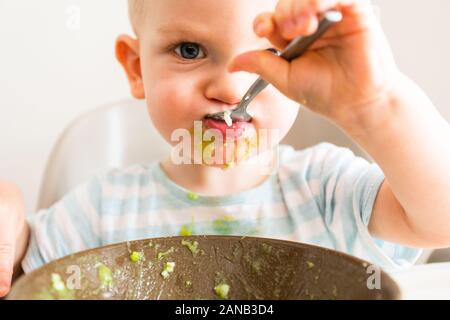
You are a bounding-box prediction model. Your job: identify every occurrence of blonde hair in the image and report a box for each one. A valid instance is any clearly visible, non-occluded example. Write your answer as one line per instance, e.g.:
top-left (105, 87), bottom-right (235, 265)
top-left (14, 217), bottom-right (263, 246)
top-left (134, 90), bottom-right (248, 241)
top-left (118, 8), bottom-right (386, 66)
top-left (128, 0), bottom-right (147, 34)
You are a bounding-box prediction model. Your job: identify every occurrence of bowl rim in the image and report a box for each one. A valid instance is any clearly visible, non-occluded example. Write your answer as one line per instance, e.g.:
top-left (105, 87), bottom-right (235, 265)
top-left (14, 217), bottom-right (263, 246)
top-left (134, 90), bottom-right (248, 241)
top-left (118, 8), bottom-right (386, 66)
top-left (10, 235), bottom-right (402, 300)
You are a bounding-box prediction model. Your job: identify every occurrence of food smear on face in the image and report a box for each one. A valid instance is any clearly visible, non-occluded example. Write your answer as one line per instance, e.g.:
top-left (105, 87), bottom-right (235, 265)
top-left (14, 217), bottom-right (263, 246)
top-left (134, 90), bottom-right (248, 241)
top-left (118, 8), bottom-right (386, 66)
top-left (189, 120), bottom-right (259, 168)
top-left (222, 133), bottom-right (258, 170)
top-left (222, 161), bottom-right (235, 171)
top-left (161, 262), bottom-right (176, 279)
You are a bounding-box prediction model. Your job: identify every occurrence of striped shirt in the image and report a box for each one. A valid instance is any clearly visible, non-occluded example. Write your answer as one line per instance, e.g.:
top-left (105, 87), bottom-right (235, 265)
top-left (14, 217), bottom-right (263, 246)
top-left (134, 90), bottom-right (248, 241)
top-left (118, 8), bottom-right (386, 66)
top-left (22, 143), bottom-right (422, 273)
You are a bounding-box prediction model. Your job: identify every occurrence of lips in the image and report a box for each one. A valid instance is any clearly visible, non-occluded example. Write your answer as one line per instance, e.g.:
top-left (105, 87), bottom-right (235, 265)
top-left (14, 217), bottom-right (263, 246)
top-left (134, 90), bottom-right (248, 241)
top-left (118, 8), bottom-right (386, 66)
top-left (203, 118), bottom-right (252, 140)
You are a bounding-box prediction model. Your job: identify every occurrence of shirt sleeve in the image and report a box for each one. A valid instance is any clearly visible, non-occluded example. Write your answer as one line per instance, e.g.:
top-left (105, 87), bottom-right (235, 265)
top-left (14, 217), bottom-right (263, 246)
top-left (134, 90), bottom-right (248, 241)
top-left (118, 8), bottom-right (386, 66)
top-left (21, 173), bottom-right (103, 273)
top-left (317, 143), bottom-right (423, 270)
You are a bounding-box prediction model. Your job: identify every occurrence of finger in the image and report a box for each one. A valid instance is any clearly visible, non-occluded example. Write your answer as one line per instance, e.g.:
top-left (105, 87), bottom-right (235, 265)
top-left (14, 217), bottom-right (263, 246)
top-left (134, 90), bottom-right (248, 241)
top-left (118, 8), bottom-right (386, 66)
top-left (0, 235), bottom-right (15, 297)
top-left (228, 49), bottom-right (290, 95)
top-left (292, 1), bottom-right (319, 36)
top-left (274, 0), bottom-right (299, 39)
top-left (253, 12), bottom-right (289, 49)
top-left (291, 0), bottom-right (364, 13)
top-left (254, 12), bottom-right (274, 37)
top-left (274, 1), bottom-right (321, 39)
top-left (274, 0), bottom-right (372, 39)
top-left (298, 0), bottom-right (375, 21)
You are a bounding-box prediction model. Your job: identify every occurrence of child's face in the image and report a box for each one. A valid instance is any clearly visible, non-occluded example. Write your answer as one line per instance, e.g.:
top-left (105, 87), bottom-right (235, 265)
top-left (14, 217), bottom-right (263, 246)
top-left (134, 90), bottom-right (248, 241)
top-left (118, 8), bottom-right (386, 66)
top-left (128, 0), bottom-right (299, 165)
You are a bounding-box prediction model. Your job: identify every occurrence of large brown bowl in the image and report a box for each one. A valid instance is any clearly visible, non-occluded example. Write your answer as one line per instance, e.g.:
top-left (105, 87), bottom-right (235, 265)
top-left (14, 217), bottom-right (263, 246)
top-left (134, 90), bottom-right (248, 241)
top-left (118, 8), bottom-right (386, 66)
top-left (8, 236), bottom-right (401, 300)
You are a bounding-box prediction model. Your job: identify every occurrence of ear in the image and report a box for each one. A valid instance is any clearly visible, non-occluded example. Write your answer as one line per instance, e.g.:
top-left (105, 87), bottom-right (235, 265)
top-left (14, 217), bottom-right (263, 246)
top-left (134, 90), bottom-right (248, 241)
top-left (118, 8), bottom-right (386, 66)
top-left (115, 34), bottom-right (145, 99)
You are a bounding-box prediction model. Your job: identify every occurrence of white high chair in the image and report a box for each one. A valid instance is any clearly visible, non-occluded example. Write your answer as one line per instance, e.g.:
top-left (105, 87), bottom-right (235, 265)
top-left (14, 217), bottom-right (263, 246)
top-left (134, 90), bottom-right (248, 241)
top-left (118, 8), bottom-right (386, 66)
top-left (36, 99), bottom-right (447, 264)
top-left (37, 99), bottom-right (171, 210)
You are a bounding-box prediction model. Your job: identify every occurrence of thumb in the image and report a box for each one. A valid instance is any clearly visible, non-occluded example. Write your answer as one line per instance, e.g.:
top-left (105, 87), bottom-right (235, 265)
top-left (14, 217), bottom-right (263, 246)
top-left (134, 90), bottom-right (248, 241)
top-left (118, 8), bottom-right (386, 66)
top-left (228, 49), bottom-right (290, 95)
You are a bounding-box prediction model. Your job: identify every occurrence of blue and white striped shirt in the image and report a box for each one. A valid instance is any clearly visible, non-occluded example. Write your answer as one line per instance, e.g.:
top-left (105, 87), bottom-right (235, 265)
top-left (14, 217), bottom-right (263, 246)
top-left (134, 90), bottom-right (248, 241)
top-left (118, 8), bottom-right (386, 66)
top-left (22, 143), bottom-right (422, 273)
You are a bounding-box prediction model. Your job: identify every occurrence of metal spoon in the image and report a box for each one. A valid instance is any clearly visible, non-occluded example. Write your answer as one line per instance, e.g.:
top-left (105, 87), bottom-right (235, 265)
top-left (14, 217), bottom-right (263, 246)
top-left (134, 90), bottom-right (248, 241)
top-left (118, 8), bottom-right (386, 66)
top-left (205, 10), bottom-right (343, 123)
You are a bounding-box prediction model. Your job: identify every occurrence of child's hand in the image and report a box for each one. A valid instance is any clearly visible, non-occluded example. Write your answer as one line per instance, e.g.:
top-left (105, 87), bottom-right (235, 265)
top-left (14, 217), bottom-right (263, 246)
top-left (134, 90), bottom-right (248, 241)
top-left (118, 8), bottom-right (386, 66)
top-left (0, 181), bottom-right (27, 297)
top-left (229, 0), bottom-right (400, 132)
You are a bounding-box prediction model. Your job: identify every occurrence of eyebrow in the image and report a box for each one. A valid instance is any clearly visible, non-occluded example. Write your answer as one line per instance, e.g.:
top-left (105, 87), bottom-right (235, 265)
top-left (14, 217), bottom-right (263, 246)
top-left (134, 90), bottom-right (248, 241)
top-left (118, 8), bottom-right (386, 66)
top-left (157, 24), bottom-right (211, 38)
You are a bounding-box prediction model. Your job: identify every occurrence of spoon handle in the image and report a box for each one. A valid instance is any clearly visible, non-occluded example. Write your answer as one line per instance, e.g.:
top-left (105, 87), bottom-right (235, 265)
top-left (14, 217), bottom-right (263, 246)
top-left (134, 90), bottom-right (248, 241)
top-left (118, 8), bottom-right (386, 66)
top-left (280, 10), bottom-right (343, 61)
top-left (235, 10), bottom-right (343, 114)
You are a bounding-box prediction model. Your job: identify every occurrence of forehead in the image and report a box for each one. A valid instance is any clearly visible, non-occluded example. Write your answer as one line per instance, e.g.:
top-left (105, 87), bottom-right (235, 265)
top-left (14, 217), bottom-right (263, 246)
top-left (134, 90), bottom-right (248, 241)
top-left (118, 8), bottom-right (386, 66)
top-left (144, 0), bottom-right (278, 38)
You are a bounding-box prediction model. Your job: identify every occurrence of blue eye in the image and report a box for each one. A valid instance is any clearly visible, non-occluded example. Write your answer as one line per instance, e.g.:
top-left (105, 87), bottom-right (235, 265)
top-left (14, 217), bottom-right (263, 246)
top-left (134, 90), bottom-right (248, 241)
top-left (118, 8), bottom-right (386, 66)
top-left (175, 43), bottom-right (205, 60)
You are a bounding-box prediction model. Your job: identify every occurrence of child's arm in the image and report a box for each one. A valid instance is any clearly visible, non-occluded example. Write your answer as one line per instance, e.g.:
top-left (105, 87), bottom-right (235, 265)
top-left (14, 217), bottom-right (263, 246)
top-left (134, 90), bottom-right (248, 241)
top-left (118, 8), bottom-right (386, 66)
top-left (229, 0), bottom-right (450, 248)
top-left (0, 181), bottom-right (29, 297)
top-left (353, 74), bottom-right (450, 248)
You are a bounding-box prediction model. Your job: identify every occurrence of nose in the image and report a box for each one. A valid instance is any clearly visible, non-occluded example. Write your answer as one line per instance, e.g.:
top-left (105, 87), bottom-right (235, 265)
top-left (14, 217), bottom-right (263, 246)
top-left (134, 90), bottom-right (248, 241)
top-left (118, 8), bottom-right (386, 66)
top-left (204, 70), bottom-right (256, 107)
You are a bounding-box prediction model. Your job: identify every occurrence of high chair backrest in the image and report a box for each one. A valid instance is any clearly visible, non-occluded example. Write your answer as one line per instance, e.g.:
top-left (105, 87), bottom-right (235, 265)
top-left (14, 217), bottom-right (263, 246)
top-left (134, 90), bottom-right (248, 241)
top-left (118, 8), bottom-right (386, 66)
top-left (37, 99), bottom-right (171, 210)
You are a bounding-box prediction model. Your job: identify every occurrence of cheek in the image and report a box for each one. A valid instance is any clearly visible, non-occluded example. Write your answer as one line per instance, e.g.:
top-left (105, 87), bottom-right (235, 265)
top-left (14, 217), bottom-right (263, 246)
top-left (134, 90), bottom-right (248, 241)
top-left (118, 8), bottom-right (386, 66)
top-left (253, 88), bottom-right (300, 143)
top-left (144, 79), bottom-right (200, 144)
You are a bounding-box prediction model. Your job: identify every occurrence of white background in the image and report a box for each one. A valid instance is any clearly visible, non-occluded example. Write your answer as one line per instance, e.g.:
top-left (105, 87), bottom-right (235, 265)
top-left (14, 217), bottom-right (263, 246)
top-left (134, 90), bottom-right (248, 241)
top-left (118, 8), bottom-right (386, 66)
top-left (1, 0), bottom-right (449, 213)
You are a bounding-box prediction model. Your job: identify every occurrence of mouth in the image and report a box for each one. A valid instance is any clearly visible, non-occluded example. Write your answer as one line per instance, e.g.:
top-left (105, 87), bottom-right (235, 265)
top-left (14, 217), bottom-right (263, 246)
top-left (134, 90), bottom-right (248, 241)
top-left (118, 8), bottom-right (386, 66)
top-left (202, 115), bottom-right (253, 141)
